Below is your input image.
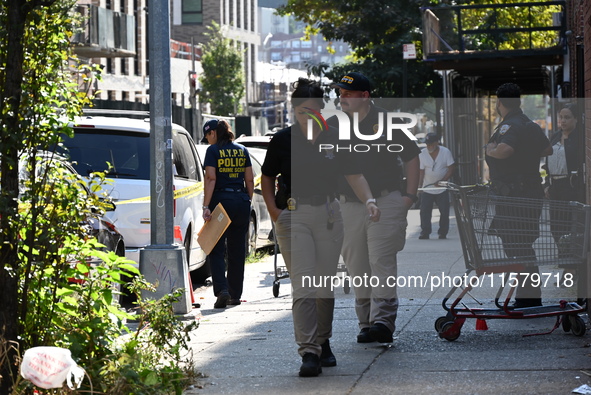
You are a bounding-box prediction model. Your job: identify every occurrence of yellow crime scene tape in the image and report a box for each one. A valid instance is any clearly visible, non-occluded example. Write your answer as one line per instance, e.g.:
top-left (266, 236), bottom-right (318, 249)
top-left (116, 174), bottom-right (259, 206)
top-left (116, 182), bottom-right (204, 205)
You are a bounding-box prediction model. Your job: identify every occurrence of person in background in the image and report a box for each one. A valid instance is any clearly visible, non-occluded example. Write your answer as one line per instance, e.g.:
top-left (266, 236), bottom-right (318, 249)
top-left (544, 103), bottom-right (585, 245)
top-left (331, 72), bottom-right (420, 344)
top-left (202, 119), bottom-right (254, 309)
top-left (485, 82), bottom-right (552, 309)
top-left (261, 78), bottom-right (377, 377)
top-left (418, 133), bottom-right (456, 240)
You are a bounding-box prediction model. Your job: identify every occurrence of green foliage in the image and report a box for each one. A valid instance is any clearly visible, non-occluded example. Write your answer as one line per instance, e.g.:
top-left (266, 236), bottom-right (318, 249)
top-left (11, 248), bottom-right (200, 395)
top-left (98, 285), bottom-right (199, 395)
top-left (278, 0), bottom-right (442, 98)
top-left (0, 2), bottom-right (198, 394)
top-left (199, 21), bottom-right (245, 116)
top-left (437, 0), bottom-right (563, 52)
top-left (246, 248), bottom-right (270, 264)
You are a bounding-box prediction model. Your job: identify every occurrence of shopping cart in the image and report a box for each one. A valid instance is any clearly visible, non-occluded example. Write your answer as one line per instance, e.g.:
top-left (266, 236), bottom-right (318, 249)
top-left (435, 183), bottom-right (591, 341)
top-left (272, 221), bottom-right (288, 297)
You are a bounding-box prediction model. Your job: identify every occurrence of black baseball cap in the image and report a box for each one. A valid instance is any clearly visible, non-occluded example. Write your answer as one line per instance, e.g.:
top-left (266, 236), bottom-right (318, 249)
top-left (425, 133), bottom-right (439, 144)
top-left (333, 72), bottom-right (371, 92)
top-left (201, 119), bottom-right (218, 143)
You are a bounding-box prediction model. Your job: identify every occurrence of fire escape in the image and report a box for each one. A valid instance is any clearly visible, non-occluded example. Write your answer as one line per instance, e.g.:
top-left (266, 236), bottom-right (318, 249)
top-left (421, 1), bottom-right (566, 184)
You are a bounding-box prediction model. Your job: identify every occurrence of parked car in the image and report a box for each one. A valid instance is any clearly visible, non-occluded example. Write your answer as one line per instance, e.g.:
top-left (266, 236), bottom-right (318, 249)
top-left (18, 152), bottom-right (127, 301)
top-left (53, 116), bottom-right (209, 281)
top-left (195, 144), bottom-right (274, 254)
top-left (234, 134), bottom-right (274, 149)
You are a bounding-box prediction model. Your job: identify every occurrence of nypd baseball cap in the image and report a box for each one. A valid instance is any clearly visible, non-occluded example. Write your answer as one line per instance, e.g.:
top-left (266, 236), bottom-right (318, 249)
top-left (333, 72), bottom-right (371, 92)
top-left (201, 119), bottom-right (218, 143)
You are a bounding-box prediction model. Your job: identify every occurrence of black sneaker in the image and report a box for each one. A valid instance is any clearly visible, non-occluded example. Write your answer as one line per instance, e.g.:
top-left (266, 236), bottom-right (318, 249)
top-left (214, 291), bottom-right (230, 309)
top-left (369, 323), bottom-right (393, 343)
top-left (299, 353), bottom-right (322, 377)
top-left (439, 234), bottom-right (447, 239)
top-left (227, 299), bottom-right (241, 306)
top-left (357, 327), bottom-right (375, 343)
top-left (320, 339), bottom-right (336, 367)
top-left (419, 234), bottom-right (429, 240)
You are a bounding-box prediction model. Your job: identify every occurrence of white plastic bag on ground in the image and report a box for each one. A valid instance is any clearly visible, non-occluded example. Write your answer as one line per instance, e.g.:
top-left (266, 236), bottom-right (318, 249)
top-left (20, 346), bottom-right (85, 389)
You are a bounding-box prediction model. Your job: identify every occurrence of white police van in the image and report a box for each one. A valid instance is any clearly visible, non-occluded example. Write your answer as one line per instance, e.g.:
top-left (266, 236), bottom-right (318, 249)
top-left (57, 115), bottom-right (209, 281)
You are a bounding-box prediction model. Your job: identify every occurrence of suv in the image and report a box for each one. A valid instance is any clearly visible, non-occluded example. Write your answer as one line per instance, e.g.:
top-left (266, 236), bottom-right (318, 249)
top-left (55, 116), bottom-right (208, 281)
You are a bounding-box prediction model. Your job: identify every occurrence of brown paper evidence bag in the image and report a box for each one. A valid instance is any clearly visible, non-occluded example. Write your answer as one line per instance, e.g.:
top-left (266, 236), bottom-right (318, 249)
top-left (197, 203), bottom-right (232, 255)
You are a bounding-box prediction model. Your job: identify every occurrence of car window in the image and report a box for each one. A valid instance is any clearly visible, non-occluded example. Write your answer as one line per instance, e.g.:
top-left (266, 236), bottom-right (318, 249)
top-left (60, 129), bottom-right (150, 180)
top-left (172, 131), bottom-right (201, 181)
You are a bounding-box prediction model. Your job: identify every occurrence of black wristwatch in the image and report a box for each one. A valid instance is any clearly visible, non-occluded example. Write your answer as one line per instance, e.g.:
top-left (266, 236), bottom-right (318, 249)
top-left (402, 192), bottom-right (419, 203)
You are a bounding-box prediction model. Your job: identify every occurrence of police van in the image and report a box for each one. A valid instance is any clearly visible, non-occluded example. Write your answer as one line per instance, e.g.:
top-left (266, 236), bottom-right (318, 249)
top-left (56, 115), bottom-right (209, 281)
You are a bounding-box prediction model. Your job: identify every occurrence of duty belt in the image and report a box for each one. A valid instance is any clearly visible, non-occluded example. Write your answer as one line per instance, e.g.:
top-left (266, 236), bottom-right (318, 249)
top-left (215, 187), bottom-right (245, 193)
top-left (291, 194), bottom-right (334, 207)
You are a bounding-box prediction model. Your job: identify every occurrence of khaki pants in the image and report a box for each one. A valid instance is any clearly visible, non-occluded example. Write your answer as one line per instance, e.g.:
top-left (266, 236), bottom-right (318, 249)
top-left (340, 191), bottom-right (408, 333)
top-left (274, 200), bottom-right (344, 356)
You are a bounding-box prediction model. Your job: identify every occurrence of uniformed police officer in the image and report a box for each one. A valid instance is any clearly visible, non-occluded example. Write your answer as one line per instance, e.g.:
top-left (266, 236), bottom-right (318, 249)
top-left (485, 82), bottom-right (552, 308)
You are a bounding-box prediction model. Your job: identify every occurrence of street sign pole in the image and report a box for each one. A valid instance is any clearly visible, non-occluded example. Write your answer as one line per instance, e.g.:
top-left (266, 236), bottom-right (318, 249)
top-left (140, 0), bottom-right (191, 314)
top-left (403, 58), bottom-right (408, 110)
top-left (402, 43), bottom-right (417, 111)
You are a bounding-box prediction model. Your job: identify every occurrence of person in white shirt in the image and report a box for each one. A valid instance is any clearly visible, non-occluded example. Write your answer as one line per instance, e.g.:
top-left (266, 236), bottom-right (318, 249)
top-left (418, 133), bottom-right (456, 239)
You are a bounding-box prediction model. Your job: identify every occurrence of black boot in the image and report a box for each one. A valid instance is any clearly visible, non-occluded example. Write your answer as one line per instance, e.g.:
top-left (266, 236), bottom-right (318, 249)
top-left (369, 323), bottom-right (393, 343)
top-left (320, 339), bottom-right (336, 367)
top-left (299, 353), bottom-right (322, 377)
top-left (357, 327), bottom-right (374, 343)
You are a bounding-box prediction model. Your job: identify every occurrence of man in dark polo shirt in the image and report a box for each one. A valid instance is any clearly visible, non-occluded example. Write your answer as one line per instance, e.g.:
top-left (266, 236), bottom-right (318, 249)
top-left (330, 72), bottom-right (420, 343)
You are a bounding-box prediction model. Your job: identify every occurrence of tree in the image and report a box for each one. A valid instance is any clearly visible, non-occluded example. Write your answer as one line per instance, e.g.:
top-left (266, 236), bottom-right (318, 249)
top-left (0, 0), bottom-right (91, 391)
top-left (277, 0), bottom-right (443, 100)
top-left (0, 2), bottom-right (199, 393)
top-left (199, 21), bottom-right (245, 116)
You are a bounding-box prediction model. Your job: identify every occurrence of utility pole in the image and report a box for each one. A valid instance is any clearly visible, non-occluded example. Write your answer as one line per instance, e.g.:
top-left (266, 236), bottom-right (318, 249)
top-left (140, 0), bottom-right (191, 314)
top-left (190, 37), bottom-right (202, 142)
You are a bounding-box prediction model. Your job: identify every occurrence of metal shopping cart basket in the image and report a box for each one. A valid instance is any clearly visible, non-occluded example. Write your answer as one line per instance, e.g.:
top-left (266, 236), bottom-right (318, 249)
top-left (435, 183), bottom-right (591, 341)
top-left (272, 220), bottom-right (288, 297)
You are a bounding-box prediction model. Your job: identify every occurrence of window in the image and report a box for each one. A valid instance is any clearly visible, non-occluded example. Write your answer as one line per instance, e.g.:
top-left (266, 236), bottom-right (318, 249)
top-left (182, 0), bottom-right (203, 25)
top-left (62, 130), bottom-right (151, 180)
top-left (172, 131), bottom-right (200, 181)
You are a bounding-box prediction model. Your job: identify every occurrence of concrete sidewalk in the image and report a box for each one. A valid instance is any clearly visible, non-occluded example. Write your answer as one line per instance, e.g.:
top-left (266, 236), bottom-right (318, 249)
top-left (184, 208), bottom-right (591, 395)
